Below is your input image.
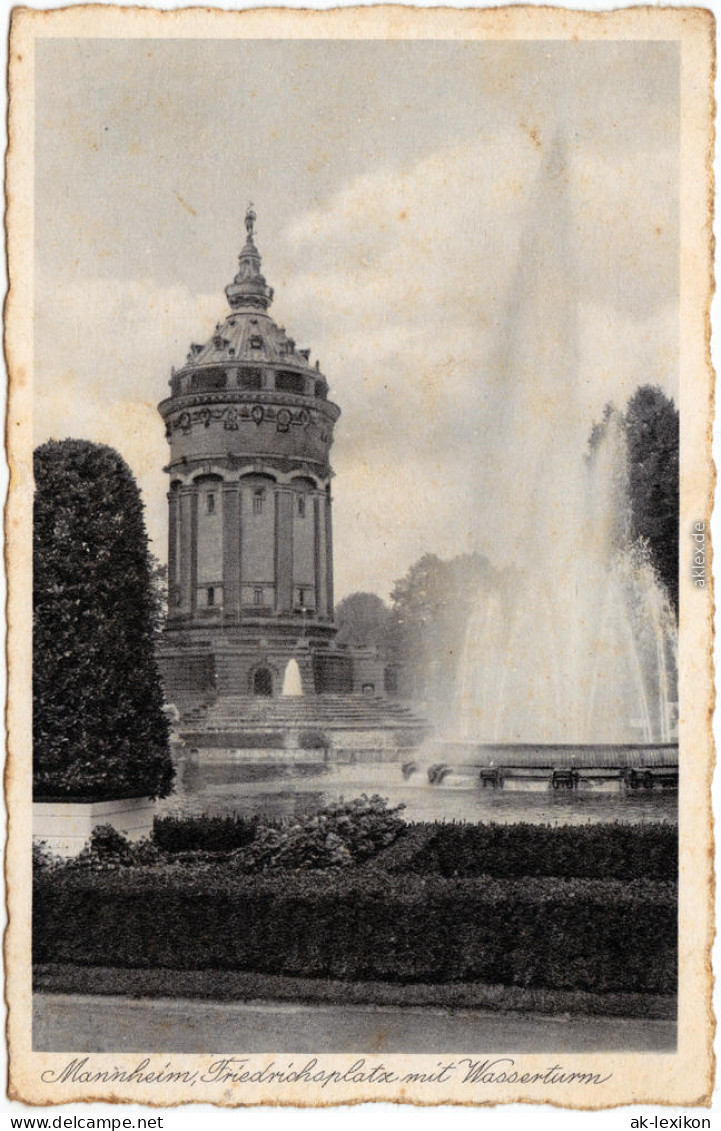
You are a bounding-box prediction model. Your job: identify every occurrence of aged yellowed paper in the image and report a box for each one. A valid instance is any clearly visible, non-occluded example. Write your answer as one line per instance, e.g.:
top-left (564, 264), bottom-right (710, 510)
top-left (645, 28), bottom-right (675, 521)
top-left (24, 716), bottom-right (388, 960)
top-left (6, 4), bottom-right (715, 1108)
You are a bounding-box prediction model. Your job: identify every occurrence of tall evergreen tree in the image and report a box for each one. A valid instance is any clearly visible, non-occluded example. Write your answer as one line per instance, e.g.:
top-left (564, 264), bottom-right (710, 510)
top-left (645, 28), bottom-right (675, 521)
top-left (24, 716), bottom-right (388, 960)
top-left (33, 440), bottom-right (174, 800)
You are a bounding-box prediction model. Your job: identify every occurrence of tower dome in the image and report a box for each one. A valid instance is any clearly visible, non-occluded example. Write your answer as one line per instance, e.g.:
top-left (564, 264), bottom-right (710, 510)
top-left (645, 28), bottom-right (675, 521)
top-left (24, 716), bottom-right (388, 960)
top-left (157, 207), bottom-right (341, 700)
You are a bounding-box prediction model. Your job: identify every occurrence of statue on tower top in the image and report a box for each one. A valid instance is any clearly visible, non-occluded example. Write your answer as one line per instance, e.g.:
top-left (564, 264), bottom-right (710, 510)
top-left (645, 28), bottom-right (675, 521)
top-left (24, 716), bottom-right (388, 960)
top-left (226, 202), bottom-right (273, 310)
top-left (245, 203), bottom-right (256, 240)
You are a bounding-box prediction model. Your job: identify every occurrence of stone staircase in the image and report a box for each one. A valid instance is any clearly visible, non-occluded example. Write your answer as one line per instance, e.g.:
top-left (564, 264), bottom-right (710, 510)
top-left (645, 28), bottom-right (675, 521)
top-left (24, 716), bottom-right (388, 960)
top-left (178, 694), bottom-right (429, 753)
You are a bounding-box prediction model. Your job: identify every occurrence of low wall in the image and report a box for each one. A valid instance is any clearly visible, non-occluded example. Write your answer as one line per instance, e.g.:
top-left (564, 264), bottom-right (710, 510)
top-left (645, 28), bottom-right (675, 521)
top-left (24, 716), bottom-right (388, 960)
top-left (181, 726), bottom-right (425, 753)
top-left (182, 746), bottom-right (418, 766)
top-left (433, 741), bottom-right (679, 769)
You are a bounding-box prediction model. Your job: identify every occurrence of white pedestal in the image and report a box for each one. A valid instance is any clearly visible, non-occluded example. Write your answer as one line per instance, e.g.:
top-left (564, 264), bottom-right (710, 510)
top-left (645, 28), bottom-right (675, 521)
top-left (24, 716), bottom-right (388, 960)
top-left (33, 796), bottom-right (155, 858)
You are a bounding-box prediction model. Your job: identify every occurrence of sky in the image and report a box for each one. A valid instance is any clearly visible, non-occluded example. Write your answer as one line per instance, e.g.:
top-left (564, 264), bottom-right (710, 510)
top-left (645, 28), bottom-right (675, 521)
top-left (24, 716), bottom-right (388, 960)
top-left (34, 38), bottom-right (680, 600)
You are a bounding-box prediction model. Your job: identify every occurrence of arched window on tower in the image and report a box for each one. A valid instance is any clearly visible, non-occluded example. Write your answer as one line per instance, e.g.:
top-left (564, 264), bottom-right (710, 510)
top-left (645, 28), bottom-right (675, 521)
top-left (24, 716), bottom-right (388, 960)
top-left (253, 668), bottom-right (273, 697)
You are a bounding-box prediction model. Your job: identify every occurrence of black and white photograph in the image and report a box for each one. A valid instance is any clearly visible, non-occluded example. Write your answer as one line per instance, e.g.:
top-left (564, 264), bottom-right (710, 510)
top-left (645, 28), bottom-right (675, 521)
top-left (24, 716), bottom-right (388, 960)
top-left (5, 2), bottom-right (715, 1112)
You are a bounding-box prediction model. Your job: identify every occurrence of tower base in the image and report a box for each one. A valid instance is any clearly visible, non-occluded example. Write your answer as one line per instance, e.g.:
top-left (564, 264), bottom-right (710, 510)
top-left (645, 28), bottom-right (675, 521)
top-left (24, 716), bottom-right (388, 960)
top-left (157, 624), bottom-right (391, 712)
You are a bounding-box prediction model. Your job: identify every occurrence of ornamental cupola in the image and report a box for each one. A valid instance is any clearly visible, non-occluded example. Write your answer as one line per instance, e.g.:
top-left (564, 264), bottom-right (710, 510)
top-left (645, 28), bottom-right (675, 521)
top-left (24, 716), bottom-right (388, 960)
top-left (161, 204), bottom-right (332, 411)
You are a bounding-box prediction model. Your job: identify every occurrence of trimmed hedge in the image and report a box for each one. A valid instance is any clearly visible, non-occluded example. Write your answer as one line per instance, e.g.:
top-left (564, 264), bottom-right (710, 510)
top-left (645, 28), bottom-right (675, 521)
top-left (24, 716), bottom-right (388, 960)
top-left (370, 820), bottom-right (677, 881)
top-left (33, 866), bottom-right (676, 994)
top-left (154, 813), bottom-right (260, 854)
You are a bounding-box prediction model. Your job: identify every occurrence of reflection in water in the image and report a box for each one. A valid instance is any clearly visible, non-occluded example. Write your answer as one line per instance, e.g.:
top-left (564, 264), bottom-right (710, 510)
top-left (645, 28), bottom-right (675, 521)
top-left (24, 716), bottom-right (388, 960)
top-left (160, 752), bottom-right (677, 827)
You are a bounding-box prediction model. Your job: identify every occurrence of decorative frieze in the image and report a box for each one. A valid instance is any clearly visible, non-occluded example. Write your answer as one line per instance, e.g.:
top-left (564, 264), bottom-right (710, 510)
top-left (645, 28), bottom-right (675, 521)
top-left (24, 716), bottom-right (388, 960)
top-left (165, 402), bottom-right (314, 439)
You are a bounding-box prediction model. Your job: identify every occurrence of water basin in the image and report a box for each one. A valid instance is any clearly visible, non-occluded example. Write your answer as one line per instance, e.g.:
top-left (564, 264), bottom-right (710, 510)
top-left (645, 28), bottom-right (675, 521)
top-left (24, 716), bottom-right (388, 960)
top-left (159, 748), bottom-right (677, 826)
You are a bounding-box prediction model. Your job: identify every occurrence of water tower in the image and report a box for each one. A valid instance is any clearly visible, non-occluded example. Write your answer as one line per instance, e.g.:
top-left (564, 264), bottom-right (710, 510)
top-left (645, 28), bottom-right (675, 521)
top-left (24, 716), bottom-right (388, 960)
top-left (157, 207), bottom-right (344, 702)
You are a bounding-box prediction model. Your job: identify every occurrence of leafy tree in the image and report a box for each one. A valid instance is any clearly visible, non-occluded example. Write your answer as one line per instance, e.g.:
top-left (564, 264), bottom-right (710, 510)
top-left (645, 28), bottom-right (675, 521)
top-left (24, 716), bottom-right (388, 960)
top-left (335, 591), bottom-right (392, 649)
top-left (33, 440), bottom-right (174, 800)
top-left (587, 401), bottom-right (617, 456)
top-left (588, 386), bottom-right (679, 613)
top-left (148, 555), bottom-right (168, 642)
top-left (624, 386), bottom-right (679, 613)
top-left (388, 552), bottom-right (495, 704)
top-left (388, 554), bottom-right (446, 700)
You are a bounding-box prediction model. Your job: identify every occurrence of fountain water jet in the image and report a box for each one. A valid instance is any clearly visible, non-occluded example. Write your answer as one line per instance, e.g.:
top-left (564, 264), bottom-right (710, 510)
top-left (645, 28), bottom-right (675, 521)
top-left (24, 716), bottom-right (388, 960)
top-left (452, 133), bottom-right (678, 748)
top-left (455, 407), bottom-right (678, 746)
top-left (281, 658), bottom-right (303, 697)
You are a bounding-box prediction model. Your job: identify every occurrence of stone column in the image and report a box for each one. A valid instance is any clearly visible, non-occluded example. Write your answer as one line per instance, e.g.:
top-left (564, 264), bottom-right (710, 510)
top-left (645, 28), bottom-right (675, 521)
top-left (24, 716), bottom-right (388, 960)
top-left (325, 491), bottom-right (335, 616)
top-left (189, 487), bottom-right (198, 617)
top-left (167, 487), bottom-right (180, 619)
top-left (222, 483), bottom-right (241, 621)
top-left (314, 495), bottom-right (326, 616)
top-left (178, 487), bottom-right (196, 614)
top-left (275, 487), bottom-right (294, 613)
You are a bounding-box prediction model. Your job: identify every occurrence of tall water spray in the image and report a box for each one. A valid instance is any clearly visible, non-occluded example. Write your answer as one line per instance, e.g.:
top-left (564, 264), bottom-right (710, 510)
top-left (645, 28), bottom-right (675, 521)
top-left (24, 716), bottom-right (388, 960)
top-left (454, 134), bottom-right (678, 745)
top-left (456, 413), bottom-right (678, 743)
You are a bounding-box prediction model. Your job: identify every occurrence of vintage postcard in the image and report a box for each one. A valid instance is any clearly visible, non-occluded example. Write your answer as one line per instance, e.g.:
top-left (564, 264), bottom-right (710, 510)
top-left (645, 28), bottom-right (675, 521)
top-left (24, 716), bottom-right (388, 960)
top-left (5, 3), bottom-right (715, 1109)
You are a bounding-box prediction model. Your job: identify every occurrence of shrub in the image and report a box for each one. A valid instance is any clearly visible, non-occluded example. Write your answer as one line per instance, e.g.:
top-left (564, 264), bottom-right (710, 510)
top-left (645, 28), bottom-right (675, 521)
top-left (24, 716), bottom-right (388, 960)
top-left (154, 813), bottom-right (261, 854)
top-left (64, 825), bottom-right (163, 871)
top-left (297, 730), bottom-right (329, 750)
top-left (229, 795), bottom-right (406, 871)
top-left (153, 797), bottom-right (406, 869)
top-left (33, 440), bottom-right (173, 801)
top-left (33, 866), bottom-right (677, 994)
top-left (32, 841), bottom-right (62, 873)
top-left (87, 824), bottom-right (136, 862)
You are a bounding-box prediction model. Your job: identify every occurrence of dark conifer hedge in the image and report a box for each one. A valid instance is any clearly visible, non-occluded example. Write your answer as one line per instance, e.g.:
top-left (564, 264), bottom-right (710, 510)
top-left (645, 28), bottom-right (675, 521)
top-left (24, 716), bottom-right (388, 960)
top-left (33, 439), bottom-right (174, 801)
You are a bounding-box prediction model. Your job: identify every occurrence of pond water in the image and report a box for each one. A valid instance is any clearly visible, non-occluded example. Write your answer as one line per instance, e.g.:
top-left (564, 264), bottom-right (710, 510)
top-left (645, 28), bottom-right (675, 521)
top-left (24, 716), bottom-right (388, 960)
top-left (158, 751), bottom-right (678, 826)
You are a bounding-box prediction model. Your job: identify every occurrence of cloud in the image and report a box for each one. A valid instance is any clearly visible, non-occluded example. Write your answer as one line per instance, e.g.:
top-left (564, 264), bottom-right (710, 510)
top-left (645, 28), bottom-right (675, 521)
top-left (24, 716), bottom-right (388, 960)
top-left (34, 276), bottom-right (223, 556)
